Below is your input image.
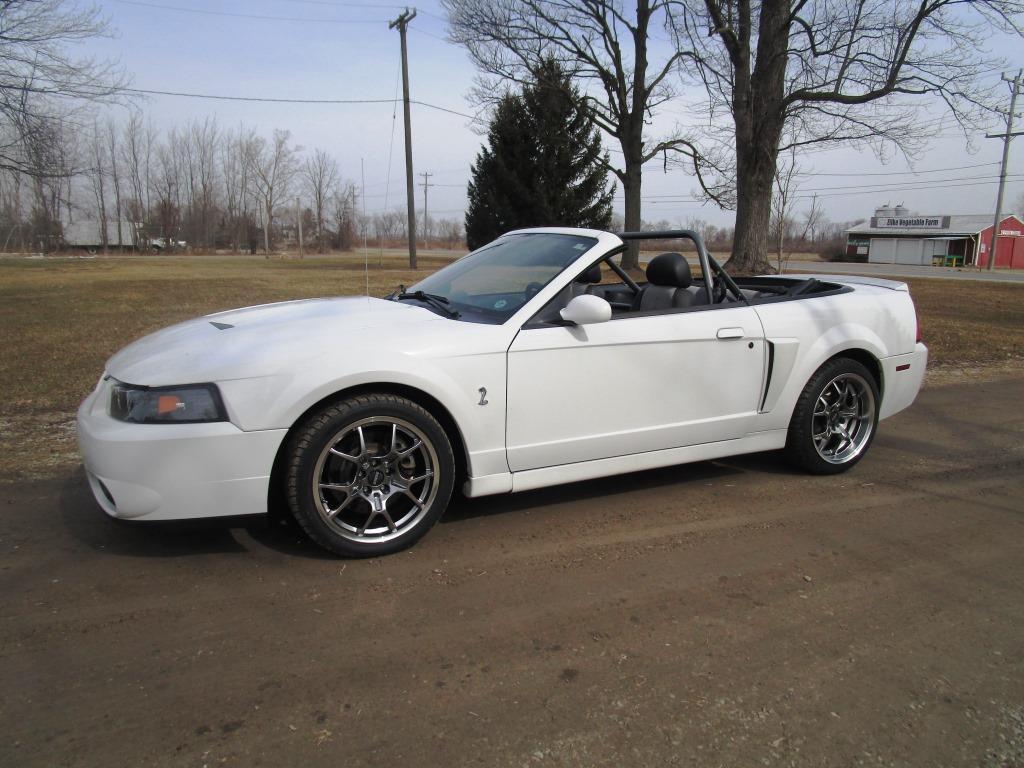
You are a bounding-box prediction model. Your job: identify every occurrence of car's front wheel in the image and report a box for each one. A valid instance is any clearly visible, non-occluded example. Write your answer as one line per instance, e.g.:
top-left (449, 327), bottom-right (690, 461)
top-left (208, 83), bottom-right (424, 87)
top-left (285, 394), bottom-right (455, 557)
top-left (785, 357), bottom-right (879, 475)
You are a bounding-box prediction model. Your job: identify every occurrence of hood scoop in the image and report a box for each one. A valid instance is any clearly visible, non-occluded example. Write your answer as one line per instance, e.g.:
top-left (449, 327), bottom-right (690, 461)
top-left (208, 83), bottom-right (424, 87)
top-left (209, 321), bottom-right (235, 330)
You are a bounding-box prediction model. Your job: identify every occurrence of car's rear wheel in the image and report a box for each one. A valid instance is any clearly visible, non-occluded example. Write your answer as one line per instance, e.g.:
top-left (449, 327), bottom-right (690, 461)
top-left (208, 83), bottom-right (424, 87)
top-left (785, 357), bottom-right (879, 475)
top-left (285, 394), bottom-right (455, 557)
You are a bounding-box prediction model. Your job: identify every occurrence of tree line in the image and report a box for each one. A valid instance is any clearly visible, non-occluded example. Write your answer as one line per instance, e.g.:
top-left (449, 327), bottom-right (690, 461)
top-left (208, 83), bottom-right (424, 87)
top-left (0, 113), bottom-right (470, 254)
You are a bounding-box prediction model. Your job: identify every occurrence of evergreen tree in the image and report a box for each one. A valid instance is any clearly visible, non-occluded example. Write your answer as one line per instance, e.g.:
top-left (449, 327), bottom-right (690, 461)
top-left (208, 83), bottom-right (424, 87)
top-left (465, 60), bottom-right (615, 249)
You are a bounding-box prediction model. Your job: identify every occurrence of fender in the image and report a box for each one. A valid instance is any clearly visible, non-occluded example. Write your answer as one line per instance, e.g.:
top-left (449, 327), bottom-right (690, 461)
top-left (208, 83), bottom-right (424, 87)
top-left (222, 347), bottom-right (510, 480)
top-left (757, 322), bottom-right (889, 433)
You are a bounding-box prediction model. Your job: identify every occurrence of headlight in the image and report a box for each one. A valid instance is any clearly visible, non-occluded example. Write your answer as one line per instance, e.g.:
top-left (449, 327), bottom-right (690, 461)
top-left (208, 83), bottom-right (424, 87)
top-left (108, 380), bottom-right (227, 424)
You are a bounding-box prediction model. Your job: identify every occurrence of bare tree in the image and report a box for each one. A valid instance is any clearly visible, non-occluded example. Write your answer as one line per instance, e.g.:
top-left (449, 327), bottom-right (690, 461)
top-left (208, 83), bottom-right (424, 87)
top-left (16, 116), bottom-right (76, 251)
top-left (799, 194), bottom-right (826, 246)
top-left (771, 148), bottom-right (800, 272)
top-left (444, 0), bottom-right (703, 269)
top-left (184, 118), bottom-right (220, 248)
top-left (374, 209), bottom-right (406, 244)
top-left (153, 132), bottom-right (181, 244)
top-left (1014, 190), bottom-right (1024, 217)
top-left (120, 113), bottom-right (155, 224)
top-left (247, 129), bottom-right (299, 253)
top-left (86, 122), bottom-right (108, 250)
top-left (105, 120), bottom-right (125, 247)
top-left (222, 124), bottom-right (259, 252)
top-left (0, 0), bottom-right (126, 177)
top-left (682, 215), bottom-right (717, 244)
top-left (303, 149), bottom-right (340, 253)
top-left (436, 217), bottom-right (464, 250)
top-left (330, 180), bottom-right (358, 251)
top-left (671, 1), bottom-right (1024, 273)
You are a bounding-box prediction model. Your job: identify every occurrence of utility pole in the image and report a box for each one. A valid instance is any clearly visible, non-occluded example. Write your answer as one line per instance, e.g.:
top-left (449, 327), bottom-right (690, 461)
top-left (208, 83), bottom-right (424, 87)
top-left (419, 171), bottom-right (433, 248)
top-left (296, 197), bottom-right (304, 258)
top-left (389, 7), bottom-right (418, 269)
top-left (984, 69), bottom-right (1023, 271)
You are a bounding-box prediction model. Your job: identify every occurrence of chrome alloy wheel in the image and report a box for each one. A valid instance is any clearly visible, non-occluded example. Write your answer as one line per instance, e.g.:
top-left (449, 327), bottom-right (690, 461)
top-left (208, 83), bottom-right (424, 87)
top-left (812, 372), bottom-right (876, 464)
top-left (311, 417), bottom-right (439, 544)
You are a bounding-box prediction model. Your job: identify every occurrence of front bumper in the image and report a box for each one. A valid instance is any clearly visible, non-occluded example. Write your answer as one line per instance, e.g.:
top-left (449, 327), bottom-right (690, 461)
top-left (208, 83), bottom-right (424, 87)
top-left (76, 380), bottom-right (287, 521)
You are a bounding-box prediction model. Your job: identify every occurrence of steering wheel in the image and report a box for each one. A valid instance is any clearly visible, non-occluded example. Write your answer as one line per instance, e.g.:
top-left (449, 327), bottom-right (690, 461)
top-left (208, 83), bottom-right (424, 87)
top-left (712, 275), bottom-right (728, 304)
top-left (524, 282), bottom-right (544, 300)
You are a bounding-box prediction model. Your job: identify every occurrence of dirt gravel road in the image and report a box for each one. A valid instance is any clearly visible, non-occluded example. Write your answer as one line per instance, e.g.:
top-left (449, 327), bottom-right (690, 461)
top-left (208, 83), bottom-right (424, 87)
top-left (2, 377), bottom-right (1022, 767)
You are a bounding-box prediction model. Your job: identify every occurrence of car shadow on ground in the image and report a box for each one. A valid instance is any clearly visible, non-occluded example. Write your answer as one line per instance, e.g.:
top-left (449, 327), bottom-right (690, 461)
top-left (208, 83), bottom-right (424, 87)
top-left (445, 457), bottom-right (705, 522)
top-left (58, 450), bottom-right (802, 559)
top-left (57, 467), bottom-right (333, 560)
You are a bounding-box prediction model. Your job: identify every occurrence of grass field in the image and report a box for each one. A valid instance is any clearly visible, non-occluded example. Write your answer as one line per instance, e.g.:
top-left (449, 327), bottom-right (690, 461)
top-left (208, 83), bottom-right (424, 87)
top-left (1, 252), bottom-right (1022, 481)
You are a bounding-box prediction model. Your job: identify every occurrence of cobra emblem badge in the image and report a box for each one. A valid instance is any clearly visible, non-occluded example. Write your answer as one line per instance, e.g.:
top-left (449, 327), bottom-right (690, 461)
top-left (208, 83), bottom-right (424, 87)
top-left (478, 387), bottom-right (488, 406)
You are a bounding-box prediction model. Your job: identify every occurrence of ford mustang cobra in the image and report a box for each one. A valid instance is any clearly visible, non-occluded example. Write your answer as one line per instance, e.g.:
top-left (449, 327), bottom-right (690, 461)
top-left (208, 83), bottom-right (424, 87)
top-left (77, 228), bottom-right (927, 556)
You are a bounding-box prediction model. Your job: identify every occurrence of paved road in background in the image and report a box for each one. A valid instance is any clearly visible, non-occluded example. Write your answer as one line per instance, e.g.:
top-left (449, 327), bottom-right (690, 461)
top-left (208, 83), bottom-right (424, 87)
top-left (2, 377), bottom-right (1023, 767)
top-left (788, 261), bottom-right (1024, 283)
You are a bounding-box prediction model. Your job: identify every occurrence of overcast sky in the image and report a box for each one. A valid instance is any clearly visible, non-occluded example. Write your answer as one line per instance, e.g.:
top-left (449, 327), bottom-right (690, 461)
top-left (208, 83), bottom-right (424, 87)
top-left (83, 0), bottom-right (1024, 228)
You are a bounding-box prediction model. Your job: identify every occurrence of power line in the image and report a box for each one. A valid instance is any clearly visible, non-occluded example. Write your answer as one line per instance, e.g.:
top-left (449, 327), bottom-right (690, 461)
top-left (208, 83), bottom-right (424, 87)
top-left (623, 172), bottom-right (1019, 201)
top-left (270, 0), bottom-right (407, 8)
top-left (791, 177), bottom-right (1024, 200)
top-left (409, 25), bottom-right (449, 41)
top-left (110, 0), bottom-right (388, 23)
top-left (268, 0), bottom-right (449, 21)
top-left (801, 173), bottom-right (1016, 193)
top-left (795, 161), bottom-right (1001, 177)
top-left (631, 176), bottom-right (1024, 204)
top-left (118, 87), bottom-right (479, 119)
top-left (122, 87), bottom-right (394, 104)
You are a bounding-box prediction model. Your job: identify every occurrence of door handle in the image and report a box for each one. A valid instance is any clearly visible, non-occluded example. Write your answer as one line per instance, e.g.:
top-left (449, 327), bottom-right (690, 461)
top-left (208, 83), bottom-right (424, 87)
top-left (717, 327), bottom-right (745, 340)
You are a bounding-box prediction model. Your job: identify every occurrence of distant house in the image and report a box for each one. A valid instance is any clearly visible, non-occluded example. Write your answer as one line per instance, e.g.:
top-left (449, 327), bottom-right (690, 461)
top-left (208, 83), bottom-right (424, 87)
top-left (62, 220), bottom-right (140, 251)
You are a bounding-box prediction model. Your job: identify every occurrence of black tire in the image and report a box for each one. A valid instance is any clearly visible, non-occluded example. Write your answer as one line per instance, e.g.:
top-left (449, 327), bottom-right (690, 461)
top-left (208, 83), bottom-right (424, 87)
top-left (285, 394), bottom-right (455, 557)
top-left (785, 356), bottom-right (880, 475)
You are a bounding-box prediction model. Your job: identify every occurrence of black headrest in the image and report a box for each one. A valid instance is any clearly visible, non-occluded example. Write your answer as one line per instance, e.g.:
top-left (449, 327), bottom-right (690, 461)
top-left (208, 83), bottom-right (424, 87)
top-left (575, 262), bottom-right (602, 284)
top-left (646, 252), bottom-right (692, 288)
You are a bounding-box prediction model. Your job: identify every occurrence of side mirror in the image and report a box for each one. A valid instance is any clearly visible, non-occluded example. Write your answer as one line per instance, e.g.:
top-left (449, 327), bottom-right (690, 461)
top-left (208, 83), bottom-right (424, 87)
top-left (559, 294), bottom-right (612, 325)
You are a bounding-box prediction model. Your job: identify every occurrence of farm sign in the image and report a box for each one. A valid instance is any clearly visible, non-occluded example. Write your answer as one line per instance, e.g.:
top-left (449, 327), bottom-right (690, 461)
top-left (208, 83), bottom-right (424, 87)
top-left (869, 216), bottom-right (951, 229)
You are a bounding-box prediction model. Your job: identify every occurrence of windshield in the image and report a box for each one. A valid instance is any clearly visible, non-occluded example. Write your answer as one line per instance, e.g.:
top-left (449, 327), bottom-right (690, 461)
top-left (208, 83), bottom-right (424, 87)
top-left (404, 232), bottom-right (598, 323)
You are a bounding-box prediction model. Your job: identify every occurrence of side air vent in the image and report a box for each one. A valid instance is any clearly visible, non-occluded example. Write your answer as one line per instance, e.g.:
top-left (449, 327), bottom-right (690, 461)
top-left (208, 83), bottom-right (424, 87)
top-left (759, 341), bottom-right (775, 412)
top-left (209, 321), bottom-right (234, 330)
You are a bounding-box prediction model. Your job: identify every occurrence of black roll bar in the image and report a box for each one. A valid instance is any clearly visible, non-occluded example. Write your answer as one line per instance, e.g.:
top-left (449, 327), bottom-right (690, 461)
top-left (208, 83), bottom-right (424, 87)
top-left (618, 229), bottom-right (716, 305)
top-left (600, 244), bottom-right (641, 293)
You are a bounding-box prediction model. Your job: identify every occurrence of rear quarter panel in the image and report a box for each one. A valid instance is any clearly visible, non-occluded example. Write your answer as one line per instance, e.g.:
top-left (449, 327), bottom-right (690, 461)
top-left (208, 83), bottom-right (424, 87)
top-left (752, 284), bottom-right (919, 432)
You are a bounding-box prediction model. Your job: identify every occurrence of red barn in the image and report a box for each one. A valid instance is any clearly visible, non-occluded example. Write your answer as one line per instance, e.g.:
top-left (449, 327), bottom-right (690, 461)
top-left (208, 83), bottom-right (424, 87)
top-left (977, 214), bottom-right (1024, 268)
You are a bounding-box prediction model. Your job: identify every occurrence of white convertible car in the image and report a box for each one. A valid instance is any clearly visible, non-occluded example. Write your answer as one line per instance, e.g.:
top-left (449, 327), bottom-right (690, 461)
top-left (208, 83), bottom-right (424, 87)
top-left (78, 228), bottom-right (927, 556)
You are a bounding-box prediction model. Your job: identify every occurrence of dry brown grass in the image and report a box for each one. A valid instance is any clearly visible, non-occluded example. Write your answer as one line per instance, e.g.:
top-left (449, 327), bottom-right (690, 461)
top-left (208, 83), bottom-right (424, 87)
top-left (903, 278), bottom-right (1024, 369)
top-left (1, 253), bottom-right (1021, 481)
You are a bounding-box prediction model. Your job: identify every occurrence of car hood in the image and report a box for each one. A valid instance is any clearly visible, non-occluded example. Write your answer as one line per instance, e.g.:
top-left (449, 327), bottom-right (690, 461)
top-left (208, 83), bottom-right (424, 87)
top-left (106, 296), bottom-right (458, 385)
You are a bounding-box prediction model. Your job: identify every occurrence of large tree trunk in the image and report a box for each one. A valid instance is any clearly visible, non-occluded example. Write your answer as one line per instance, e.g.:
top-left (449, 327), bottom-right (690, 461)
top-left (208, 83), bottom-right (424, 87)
top-left (620, 159), bottom-right (642, 271)
top-left (730, 146), bottom-right (777, 275)
top-left (724, 0), bottom-right (789, 276)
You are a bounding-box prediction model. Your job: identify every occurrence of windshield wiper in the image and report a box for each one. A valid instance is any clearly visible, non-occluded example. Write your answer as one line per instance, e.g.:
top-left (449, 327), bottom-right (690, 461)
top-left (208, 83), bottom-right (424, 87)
top-left (394, 290), bottom-right (460, 319)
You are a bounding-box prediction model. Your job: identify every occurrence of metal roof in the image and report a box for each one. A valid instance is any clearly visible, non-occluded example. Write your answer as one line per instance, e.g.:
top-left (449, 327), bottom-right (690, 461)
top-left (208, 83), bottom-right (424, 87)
top-left (847, 214), bottom-right (1022, 237)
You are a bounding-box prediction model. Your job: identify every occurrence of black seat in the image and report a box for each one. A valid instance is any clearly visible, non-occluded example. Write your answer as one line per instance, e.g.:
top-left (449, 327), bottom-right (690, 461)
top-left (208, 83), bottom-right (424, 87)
top-left (547, 262), bottom-right (603, 322)
top-left (632, 252), bottom-right (699, 311)
top-left (570, 262), bottom-right (602, 298)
